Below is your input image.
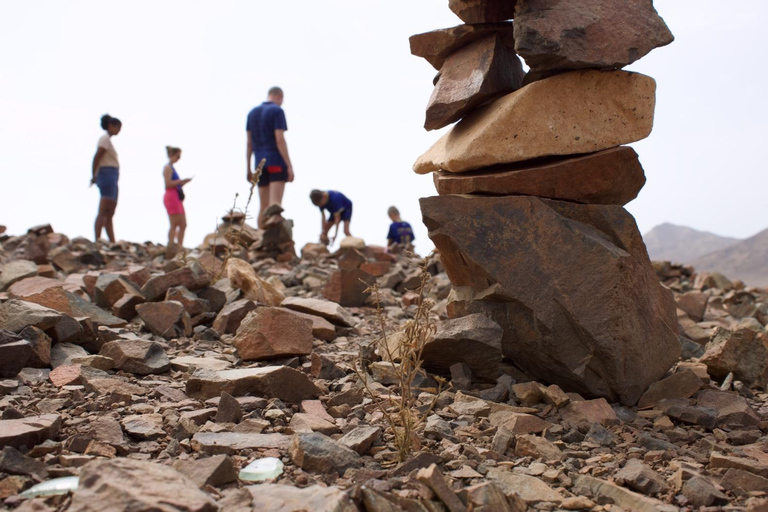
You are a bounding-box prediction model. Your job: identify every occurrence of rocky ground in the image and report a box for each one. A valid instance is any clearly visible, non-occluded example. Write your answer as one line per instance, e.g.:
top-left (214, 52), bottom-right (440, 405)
top-left (1, 223), bottom-right (768, 512)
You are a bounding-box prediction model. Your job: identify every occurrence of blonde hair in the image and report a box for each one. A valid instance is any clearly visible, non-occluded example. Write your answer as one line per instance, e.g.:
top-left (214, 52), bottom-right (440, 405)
top-left (166, 146), bottom-right (181, 158)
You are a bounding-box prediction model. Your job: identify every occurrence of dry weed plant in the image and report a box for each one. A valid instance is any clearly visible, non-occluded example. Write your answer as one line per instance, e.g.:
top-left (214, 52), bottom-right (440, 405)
top-left (354, 255), bottom-right (446, 462)
top-left (214, 158), bottom-right (265, 281)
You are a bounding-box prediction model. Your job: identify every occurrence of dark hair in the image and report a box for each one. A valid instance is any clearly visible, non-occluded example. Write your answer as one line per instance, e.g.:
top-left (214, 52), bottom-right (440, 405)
top-left (310, 189), bottom-right (325, 205)
top-left (100, 114), bottom-right (122, 130)
top-left (268, 86), bottom-right (284, 97)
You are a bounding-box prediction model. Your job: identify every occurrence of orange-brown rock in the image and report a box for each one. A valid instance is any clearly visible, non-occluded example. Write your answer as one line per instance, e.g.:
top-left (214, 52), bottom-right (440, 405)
top-left (434, 146), bottom-right (645, 205)
top-left (410, 22), bottom-right (515, 70)
top-left (414, 70), bottom-right (656, 174)
top-left (514, 0), bottom-right (674, 73)
top-left (8, 277), bottom-right (73, 315)
top-left (426, 33), bottom-right (525, 130)
top-left (422, 195), bottom-right (679, 405)
top-left (449, 0), bottom-right (517, 23)
top-left (233, 307), bottom-right (313, 361)
top-left (323, 269), bottom-right (375, 308)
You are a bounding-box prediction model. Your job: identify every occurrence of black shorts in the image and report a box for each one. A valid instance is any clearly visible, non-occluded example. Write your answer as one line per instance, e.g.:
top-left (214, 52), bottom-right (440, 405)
top-left (258, 164), bottom-right (288, 187)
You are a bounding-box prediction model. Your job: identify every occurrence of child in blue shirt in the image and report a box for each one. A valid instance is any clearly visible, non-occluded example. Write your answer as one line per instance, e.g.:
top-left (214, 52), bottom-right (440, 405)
top-left (386, 206), bottom-right (415, 253)
top-left (310, 189), bottom-right (353, 245)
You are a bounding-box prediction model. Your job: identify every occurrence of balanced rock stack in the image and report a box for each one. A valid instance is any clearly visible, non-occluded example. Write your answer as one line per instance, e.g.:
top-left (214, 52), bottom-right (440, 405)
top-left (410, 0), bottom-right (678, 406)
top-left (203, 207), bottom-right (297, 263)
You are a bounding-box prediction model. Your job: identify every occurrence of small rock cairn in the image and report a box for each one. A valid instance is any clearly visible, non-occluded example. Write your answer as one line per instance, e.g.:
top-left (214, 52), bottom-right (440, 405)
top-left (410, 0), bottom-right (680, 406)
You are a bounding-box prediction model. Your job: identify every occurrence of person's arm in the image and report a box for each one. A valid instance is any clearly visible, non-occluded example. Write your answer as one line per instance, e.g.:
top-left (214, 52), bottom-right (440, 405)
top-left (164, 165), bottom-right (191, 188)
top-left (91, 147), bottom-right (106, 184)
top-left (331, 211), bottom-right (342, 242)
top-left (275, 130), bottom-right (293, 182)
top-left (246, 131), bottom-right (254, 182)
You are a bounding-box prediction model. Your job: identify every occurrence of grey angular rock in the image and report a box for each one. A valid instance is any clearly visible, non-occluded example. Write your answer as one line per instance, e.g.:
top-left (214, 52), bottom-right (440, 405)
top-left (425, 195), bottom-right (679, 405)
top-left (100, 339), bottom-right (170, 375)
top-left (422, 313), bottom-right (502, 382)
top-left (0, 299), bottom-right (62, 333)
top-left (0, 260), bottom-right (39, 292)
top-left (186, 366), bottom-right (320, 402)
top-left (0, 330), bottom-right (32, 378)
top-left (514, 0), bottom-right (674, 74)
top-left (290, 432), bottom-right (362, 476)
top-left (68, 458), bottom-right (217, 512)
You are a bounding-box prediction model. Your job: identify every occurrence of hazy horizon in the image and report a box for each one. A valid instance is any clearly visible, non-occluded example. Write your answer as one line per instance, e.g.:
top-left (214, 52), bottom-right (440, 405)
top-left (2, 1), bottom-right (765, 252)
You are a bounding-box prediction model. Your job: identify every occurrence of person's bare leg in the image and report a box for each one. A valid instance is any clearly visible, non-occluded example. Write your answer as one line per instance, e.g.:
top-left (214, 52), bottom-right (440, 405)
top-left (257, 186), bottom-right (270, 229)
top-left (94, 199), bottom-right (108, 241)
top-left (178, 215), bottom-right (187, 247)
top-left (269, 181), bottom-right (286, 207)
top-left (343, 220), bottom-right (351, 237)
top-left (167, 215), bottom-right (177, 247)
top-left (104, 200), bottom-right (117, 243)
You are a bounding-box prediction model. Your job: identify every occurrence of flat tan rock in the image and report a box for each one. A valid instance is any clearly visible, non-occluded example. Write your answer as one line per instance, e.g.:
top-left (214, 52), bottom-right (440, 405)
top-left (414, 70), bottom-right (656, 174)
top-left (434, 146), bottom-right (645, 205)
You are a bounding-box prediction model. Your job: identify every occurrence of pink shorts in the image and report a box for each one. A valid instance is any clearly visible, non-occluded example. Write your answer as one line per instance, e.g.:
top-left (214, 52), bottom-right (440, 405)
top-left (164, 189), bottom-right (185, 215)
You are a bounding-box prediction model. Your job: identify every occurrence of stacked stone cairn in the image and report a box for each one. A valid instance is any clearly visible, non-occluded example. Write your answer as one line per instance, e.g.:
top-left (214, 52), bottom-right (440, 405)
top-left (410, 0), bottom-right (679, 406)
top-left (204, 207), bottom-right (297, 263)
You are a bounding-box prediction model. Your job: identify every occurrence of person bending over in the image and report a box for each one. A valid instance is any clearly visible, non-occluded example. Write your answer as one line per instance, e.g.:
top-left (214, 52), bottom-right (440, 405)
top-left (246, 86), bottom-right (294, 228)
top-left (386, 206), bottom-right (415, 253)
top-left (310, 189), bottom-right (352, 245)
top-left (162, 146), bottom-right (192, 251)
top-left (91, 114), bottom-right (122, 242)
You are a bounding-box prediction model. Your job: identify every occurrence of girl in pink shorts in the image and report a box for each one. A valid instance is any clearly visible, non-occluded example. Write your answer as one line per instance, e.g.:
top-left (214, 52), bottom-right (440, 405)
top-left (163, 146), bottom-right (192, 250)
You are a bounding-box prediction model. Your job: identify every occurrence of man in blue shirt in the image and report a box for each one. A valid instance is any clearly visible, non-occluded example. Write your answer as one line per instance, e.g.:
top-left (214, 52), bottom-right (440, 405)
top-left (386, 206), bottom-right (415, 253)
top-left (310, 189), bottom-right (353, 245)
top-left (246, 86), bottom-right (294, 228)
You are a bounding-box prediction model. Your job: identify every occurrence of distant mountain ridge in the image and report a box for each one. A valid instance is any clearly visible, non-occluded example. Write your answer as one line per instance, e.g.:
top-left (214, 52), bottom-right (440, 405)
top-left (692, 228), bottom-right (768, 287)
top-left (643, 223), bottom-right (740, 263)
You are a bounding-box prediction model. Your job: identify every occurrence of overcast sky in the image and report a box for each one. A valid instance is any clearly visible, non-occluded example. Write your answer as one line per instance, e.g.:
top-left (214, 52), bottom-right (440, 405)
top-left (1, 1), bottom-right (766, 254)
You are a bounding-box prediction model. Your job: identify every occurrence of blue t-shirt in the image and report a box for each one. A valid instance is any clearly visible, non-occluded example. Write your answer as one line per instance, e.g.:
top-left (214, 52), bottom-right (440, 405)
top-left (246, 102), bottom-right (288, 168)
top-left (387, 221), bottom-right (415, 245)
top-left (321, 191), bottom-right (352, 219)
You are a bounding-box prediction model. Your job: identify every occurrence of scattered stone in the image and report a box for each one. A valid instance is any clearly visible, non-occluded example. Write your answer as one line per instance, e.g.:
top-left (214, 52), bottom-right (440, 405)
top-left (173, 454), bottom-right (237, 489)
top-left (637, 370), bottom-right (702, 408)
top-left (514, 435), bottom-right (561, 461)
top-left (233, 307), bottom-right (313, 361)
top-left (281, 296), bottom-right (356, 327)
top-left (191, 432), bottom-right (290, 455)
top-left (186, 366), bottom-right (320, 402)
top-left (0, 260), bottom-right (39, 292)
top-left (67, 458), bottom-right (217, 512)
top-left (140, 261), bottom-right (210, 301)
top-left (700, 328), bottom-right (768, 388)
top-left (487, 468), bottom-right (563, 504)
top-left (100, 339), bottom-right (171, 375)
top-left (290, 432), bottom-right (361, 476)
top-left (215, 392), bottom-right (242, 424)
top-left (0, 414), bottom-right (61, 449)
top-left (211, 299), bottom-right (258, 335)
top-left (417, 463), bottom-right (468, 512)
top-left (0, 330), bottom-right (32, 378)
top-left (682, 475), bottom-right (729, 508)
top-left (247, 484), bottom-right (357, 512)
top-left (338, 426), bottom-right (380, 455)
top-left (573, 474), bottom-right (678, 512)
top-left (135, 301), bottom-right (192, 339)
top-left (615, 459), bottom-right (669, 496)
